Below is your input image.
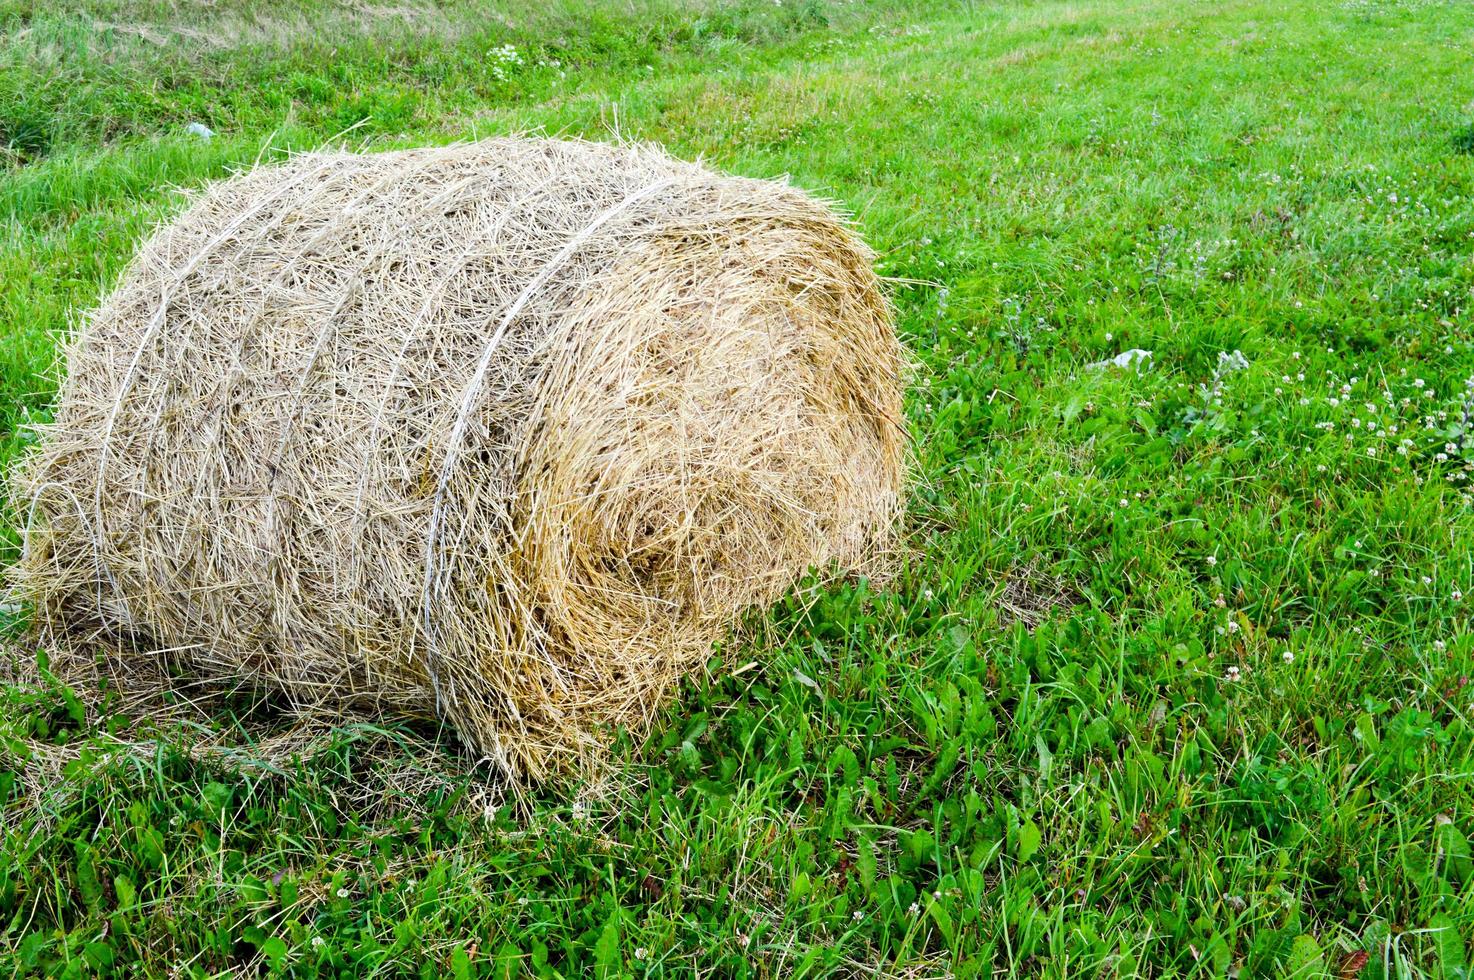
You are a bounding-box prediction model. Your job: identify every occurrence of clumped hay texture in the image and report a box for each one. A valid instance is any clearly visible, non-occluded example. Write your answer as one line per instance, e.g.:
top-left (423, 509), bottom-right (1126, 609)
top-left (10, 137), bottom-right (904, 781)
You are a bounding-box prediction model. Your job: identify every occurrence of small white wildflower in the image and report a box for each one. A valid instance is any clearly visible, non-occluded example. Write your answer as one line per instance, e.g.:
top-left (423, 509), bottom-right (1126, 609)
top-left (635, 948), bottom-right (649, 961)
top-left (1226, 620), bottom-right (1241, 634)
top-left (1454, 590), bottom-right (1464, 602)
top-left (1434, 639), bottom-right (1447, 652)
top-left (312, 936), bottom-right (325, 949)
top-left (1206, 555), bottom-right (1218, 567)
top-left (336, 888), bottom-right (350, 899)
top-left (908, 902), bottom-right (920, 915)
top-left (1282, 651), bottom-right (1294, 663)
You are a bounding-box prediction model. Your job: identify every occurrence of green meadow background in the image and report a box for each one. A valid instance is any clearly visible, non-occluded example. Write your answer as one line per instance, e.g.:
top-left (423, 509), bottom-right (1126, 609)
top-left (3, 0), bottom-right (1474, 975)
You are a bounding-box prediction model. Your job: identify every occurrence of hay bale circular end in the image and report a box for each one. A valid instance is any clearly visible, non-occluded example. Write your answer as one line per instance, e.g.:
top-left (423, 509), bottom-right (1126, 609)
top-left (11, 138), bottom-right (905, 780)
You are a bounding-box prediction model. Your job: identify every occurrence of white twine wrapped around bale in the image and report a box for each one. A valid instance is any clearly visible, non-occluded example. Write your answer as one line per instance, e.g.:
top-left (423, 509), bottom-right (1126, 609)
top-left (11, 137), bottom-right (905, 780)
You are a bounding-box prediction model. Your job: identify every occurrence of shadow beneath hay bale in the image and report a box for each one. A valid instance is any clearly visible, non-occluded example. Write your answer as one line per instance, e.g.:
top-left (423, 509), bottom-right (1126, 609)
top-left (0, 638), bottom-right (508, 825)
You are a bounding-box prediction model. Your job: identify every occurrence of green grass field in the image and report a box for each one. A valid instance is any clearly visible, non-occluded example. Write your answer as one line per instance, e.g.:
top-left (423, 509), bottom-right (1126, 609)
top-left (4, 0), bottom-right (1474, 975)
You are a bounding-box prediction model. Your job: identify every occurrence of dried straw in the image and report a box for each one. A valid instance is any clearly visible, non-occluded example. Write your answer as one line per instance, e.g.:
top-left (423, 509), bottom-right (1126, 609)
top-left (9, 137), bottom-right (904, 781)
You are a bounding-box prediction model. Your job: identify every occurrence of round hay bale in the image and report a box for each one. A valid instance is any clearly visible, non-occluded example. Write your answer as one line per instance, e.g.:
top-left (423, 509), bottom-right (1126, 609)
top-left (11, 138), bottom-right (905, 780)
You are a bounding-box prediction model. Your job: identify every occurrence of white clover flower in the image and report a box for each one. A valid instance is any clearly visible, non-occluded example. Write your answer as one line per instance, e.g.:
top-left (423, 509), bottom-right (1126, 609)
top-left (1206, 555), bottom-right (1217, 567)
top-left (312, 936), bottom-right (325, 949)
top-left (1434, 640), bottom-right (1447, 652)
top-left (337, 888), bottom-right (350, 899)
top-left (1282, 651), bottom-right (1293, 663)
